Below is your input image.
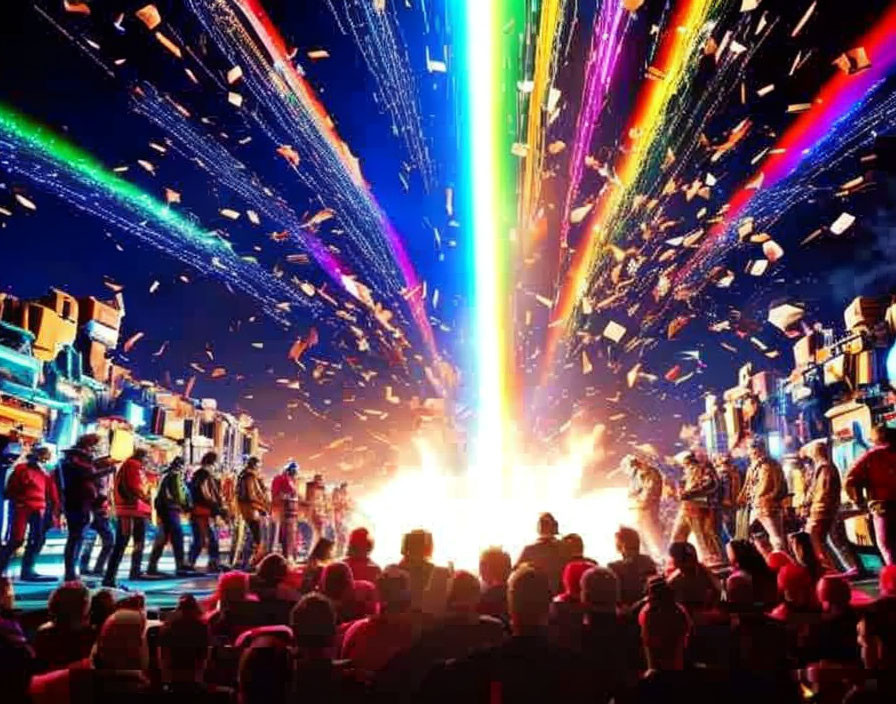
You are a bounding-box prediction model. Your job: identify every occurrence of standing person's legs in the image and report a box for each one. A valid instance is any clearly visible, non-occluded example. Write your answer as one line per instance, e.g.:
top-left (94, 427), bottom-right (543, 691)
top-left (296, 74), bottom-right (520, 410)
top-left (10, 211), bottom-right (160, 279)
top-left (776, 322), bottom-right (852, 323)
top-left (758, 513), bottom-right (788, 553)
top-left (826, 517), bottom-right (861, 572)
top-left (0, 506), bottom-right (28, 575)
top-left (169, 513), bottom-right (186, 570)
top-left (92, 515), bottom-right (114, 575)
top-left (64, 510), bottom-right (89, 581)
top-left (103, 516), bottom-right (133, 586)
top-left (283, 512), bottom-right (298, 562)
top-left (637, 508), bottom-right (664, 559)
top-left (20, 510), bottom-right (46, 578)
top-left (189, 517), bottom-right (207, 567)
top-left (78, 528), bottom-right (97, 574)
top-left (206, 518), bottom-right (220, 570)
top-left (670, 510), bottom-right (693, 545)
top-left (147, 516), bottom-right (171, 574)
top-left (873, 510), bottom-right (896, 566)
top-left (806, 518), bottom-right (838, 572)
top-left (695, 508), bottom-right (724, 566)
top-left (128, 518), bottom-right (147, 578)
top-left (248, 517), bottom-right (264, 566)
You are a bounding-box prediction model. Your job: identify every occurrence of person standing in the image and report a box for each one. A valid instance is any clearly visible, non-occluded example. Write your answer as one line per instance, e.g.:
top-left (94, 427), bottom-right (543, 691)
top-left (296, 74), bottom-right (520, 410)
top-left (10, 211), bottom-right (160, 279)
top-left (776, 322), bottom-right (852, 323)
top-left (331, 481), bottom-right (350, 556)
top-left (188, 452), bottom-right (228, 572)
top-left (102, 448), bottom-right (155, 587)
top-left (845, 424), bottom-right (896, 566)
top-left (306, 473), bottom-right (328, 544)
top-left (236, 457), bottom-right (270, 569)
top-left (800, 439), bottom-right (862, 575)
top-left (270, 461), bottom-right (299, 561)
top-left (739, 438), bottom-right (789, 553)
top-left (623, 455), bottom-right (664, 559)
top-left (670, 452), bottom-right (724, 567)
top-left (76, 464), bottom-right (113, 577)
top-left (714, 454), bottom-right (742, 543)
top-left (517, 513), bottom-right (565, 594)
top-left (147, 457), bottom-right (193, 577)
top-left (0, 445), bottom-right (57, 581)
top-left (60, 434), bottom-right (115, 582)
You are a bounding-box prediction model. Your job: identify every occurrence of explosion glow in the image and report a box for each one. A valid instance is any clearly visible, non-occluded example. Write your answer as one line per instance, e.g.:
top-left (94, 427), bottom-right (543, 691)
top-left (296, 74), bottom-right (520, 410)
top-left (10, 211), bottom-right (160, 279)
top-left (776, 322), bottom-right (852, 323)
top-left (356, 432), bottom-right (631, 571)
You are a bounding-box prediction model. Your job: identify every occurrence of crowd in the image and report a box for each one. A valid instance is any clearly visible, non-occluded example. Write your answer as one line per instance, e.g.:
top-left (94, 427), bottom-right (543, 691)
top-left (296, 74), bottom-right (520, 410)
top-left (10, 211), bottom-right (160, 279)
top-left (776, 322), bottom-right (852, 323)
top-left (623, 427), bottom-right (896, 574)
top-left (1, 515), bottom-right (895, 704)
top-left (1, 425), bottom-right (895, 702)
top-left (0, 434), bottom-right (349, 587)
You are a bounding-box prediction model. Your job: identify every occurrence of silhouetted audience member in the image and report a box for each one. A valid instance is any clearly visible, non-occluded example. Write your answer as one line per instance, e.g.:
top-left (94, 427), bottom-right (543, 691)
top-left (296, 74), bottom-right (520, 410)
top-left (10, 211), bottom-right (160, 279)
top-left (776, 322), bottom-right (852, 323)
top-left (30, 609), bottom-right (150, 704)
top-left (727, 539), bottom-right (778, 609)
top-left (32, 581), bottom-right (95, 672)
top-left (580, 566), bottom-right (642, 699)
top-left (341, 565), bottom-right (423, 677)
top-left (0, 617), bottom-right (34, 704)
top-left (636, 575), bottom-right (730, 704)
top-left (790, 530), bottom-right (827, 585)
top-left (666, 542), bottom-right (721, 615)
top-left (398, 530), bottom-right (450, 616)
top-left (810, 575), bottom-right (859, 663)
top-left (843, 599), bottom-right (896, 704)
top-left (608, 526), bottom-right (657, 606)
top-left (290, 593), bottom-right (366, 704)
top-left (770, 564), bottom-right (822, 665)
top-left (422, 565), bottom-right (601, 703)
top-left (377, 570), bottom-right (505, 701)
top-left (560, 533), bottom-right (592, 565)
top-left (549, 559), bottom-right (592, 650)
top-left (516, 513), bottom-right (565, 594)
top-left (477, 546), bottom-right (512, 624)
top-left (343, 528), bottom-right (382, 584)
top-left (321, 561), bottom-right (369, 623)
top-left (251, 553), bottom-right (300, 601)
top-left (205, 570), bottom-right (257, 645)
top-left (155, 611), bottom-right (232, 703)
top-left (300, 538), bottom-right (335, 593)
top-left (237, 636), bottom-right (293, 704)
top-left (88, 590), bottom-right (115, 631)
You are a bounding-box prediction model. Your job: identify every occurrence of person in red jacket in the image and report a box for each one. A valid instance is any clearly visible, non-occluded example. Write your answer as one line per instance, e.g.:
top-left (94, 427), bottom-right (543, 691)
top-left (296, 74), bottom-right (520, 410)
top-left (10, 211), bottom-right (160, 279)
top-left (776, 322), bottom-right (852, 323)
top-left (270, 461), bottom-right (299, 561)
top-left (846, 424), bottom-right (896, 566)
top-left (0, 445), bottom-right (57, 581)
top-left (102, 448), bottom-right (158, 587)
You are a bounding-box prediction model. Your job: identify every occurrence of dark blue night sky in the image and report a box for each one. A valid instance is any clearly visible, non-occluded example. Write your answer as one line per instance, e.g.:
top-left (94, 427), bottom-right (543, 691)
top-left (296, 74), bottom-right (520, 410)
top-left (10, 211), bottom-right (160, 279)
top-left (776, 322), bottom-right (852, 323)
top-left (2, 0), bottom-right (896, 472)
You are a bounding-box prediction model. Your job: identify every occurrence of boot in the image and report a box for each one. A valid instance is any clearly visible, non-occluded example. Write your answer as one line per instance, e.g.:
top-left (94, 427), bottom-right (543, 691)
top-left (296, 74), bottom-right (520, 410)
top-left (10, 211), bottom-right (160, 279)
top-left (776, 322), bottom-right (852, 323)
top-left (19, 572), bottom-right (56, 582)
top-left (20, 550), bottom-right (55, 582)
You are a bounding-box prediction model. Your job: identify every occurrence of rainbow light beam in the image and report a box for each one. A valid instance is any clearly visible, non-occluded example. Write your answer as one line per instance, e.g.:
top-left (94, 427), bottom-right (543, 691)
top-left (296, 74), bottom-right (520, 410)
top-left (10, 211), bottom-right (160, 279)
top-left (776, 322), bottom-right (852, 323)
top-left (457, 0), bottom-right (524, 476)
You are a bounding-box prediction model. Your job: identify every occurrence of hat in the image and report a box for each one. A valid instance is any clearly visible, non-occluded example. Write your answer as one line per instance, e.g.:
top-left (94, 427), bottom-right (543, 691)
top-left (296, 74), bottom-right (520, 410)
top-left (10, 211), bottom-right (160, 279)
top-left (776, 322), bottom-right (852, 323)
top-left (673, 451), bottom-right (696, 466)
top-left (285, 461), bottom-right (299, 475)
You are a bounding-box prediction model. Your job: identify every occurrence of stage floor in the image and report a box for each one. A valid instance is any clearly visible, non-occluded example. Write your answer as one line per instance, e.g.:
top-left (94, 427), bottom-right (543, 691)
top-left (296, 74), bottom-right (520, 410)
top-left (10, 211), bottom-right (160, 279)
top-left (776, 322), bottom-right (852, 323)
top-left (6, 530), bottom-right (221, 612)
